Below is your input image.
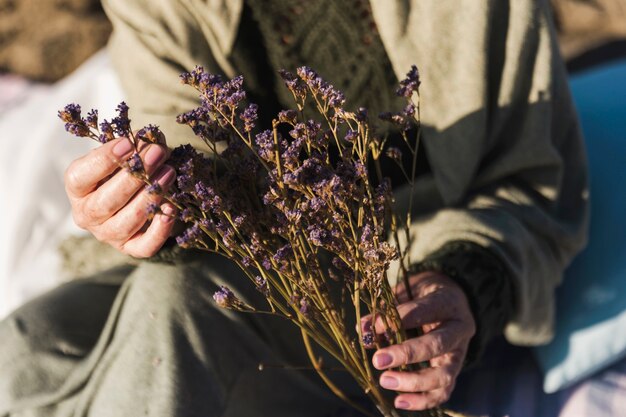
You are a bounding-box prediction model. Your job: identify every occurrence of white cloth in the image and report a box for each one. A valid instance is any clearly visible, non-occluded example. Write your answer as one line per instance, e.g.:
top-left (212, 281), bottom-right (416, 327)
top-left (0, 51), bottom-right (124, 319)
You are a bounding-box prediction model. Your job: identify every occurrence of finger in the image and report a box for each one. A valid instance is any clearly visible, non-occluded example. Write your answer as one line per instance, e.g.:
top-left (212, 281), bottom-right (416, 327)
top-left (65, 137), bottom-right (135, 198)
top-left (393, 271), bottom-right (451, 303)
top-left (372, 322), bottom-right (467, 369)
top-left (76, 146), bottom-right (170, 226)
top-left (91, 165), bottom-right (176, 243)
top-left (370, 292), bottom-right (456, 335)
top-left (379, 365), bottom-right (457, 393)
top-left (120, 203), bottom-right (177, 258)
top-left (394, 387), bottom-right (454, 411)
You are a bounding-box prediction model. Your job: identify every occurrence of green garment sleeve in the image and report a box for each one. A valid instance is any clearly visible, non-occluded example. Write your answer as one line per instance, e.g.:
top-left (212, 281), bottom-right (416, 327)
top-left (410, 242), bottom-right (516, 364)
top-left (102, 0), bottom-right (242, 152)
top-left (374, 0), bottom-right (589, 345)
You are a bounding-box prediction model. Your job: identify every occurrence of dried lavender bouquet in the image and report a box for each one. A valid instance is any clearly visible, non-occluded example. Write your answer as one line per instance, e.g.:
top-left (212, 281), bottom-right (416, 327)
top-left (59, 66), bottom-right (453, 417)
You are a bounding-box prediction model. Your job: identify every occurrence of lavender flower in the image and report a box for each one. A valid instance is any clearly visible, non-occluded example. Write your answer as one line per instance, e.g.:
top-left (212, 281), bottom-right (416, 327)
top-left (240, 103), bottom-right (258, 132)
top-left (344, 129), bottom-right (358, 143)
top-left (112, 102), bottom-right (131, 136)
top-left (213, 286), bottom-right (236, 308)
top-left (278, 109), bottom-right (298, 124)
top-left (136, 124), bottom-right (166, 145)
top-left (85, 109), bottom-right (98, 128)
top-left (146, 202), bottom-right (159, 219)
top-left (362, 332), bottom-right (375, 347)
top-left (254, 275), bottom-right (269, 296)
top-left (128, 153), bottom-right (144, 173)
top-left (99, 120), bottom-right (114, 143)
top-left (396, 64), bottom-right (421, 98)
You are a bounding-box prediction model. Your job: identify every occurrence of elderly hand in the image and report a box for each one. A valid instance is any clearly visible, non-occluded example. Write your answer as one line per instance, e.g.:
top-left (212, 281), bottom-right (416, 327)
top-left (64, 137), bottom-right (177, 257)
top-left (363, 271), bottom-right (476, 411)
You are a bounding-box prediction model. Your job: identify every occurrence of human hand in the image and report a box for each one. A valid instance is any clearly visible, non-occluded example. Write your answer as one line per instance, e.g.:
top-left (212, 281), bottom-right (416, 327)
top-left (362, 271), bottom-right (476, 411)
top-left (64, 136), bottom-right (177, 257)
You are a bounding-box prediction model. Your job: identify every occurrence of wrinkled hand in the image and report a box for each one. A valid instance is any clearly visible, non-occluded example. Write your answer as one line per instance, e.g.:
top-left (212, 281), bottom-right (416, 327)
top-left (363, 271), bottom-right (476, 411)
top-left (64, 137), bottom-right (177, 257)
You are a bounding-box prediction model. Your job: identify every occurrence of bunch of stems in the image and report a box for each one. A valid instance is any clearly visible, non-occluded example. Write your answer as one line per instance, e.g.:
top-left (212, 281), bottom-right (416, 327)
top-left (59, 65), bottom-right (452, 417)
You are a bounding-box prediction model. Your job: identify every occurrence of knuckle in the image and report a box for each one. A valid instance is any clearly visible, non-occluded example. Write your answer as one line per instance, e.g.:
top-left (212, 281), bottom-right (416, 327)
top-left (64, 163), bottom-right (82, 193)
top-left (427, 335), bottom-right (444, 357)
top-left (92, 226), bottom-right (114, 244)
top-left (72, 209), bottom-right (89, 230)
top-left (400, 343), bottom-right (416, 365)
top-left (407, 376), bottom-right (424, 393)
top-left (123, 243), bottom-right (153, 259)
top-left (439, 371), bottom-right (453, 388)
top-left (84, 200), bottom-right (106, 226)
top-left (438, 389), bottom-right (452, 404)
top-left (425, 395), bottom-right (444, 410)
top-left (72, 210), bottom-right (88, 230)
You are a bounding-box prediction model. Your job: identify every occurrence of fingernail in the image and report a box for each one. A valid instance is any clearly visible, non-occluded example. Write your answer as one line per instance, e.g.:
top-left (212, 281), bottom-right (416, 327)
top-left (113, 139), bottom-right (132, 157)
top-left (395, 400), bottom-right (410, 410)
top-left (380, 376), bottom-right (399, 389)
top-left (144, 145), bottom-right (165, 166)
top-left (373, 353), bottom-right (392, 369)
top-left (161, 204), bottom-right (175, 216)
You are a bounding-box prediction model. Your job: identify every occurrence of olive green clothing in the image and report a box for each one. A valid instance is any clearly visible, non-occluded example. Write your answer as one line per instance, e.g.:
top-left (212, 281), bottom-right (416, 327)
top-left (104, 0), bottom-right (588, 345)
top-left (0, 257), bottom-right (368, 417)
top-left (0, 1), bottom-right (588, 416)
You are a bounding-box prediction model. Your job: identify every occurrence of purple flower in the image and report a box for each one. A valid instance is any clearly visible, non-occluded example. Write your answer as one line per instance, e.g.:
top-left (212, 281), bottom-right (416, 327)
top-left (177, 174), bottom-right (193, 191)
top-left (273, 244), bottom-right (293, 263)
top-left (175, 222), bottom-right (202, 248)
top-left (396, 65), bottom-right (421, 98)
top-left (240, 103), bottom-right (258, 132)
top-left (262, 257), bottom-right (272, 271)
top-left (128, 153), bottom-right (144, 173)
top-left (403, 104), bottom-right (416, 117)
top-left (179, 208), bottom-right (194, 222)
top-left (146, 202), bottom-right (159, 219)
top-left (254, 130), bottom-right (274, 162)
top-left (308, 196), bottom-right (326, 212)
top-left (299, 297), bottom-right (312, 317)
top-left (308, 226), bottom-right (330, 247)
top-left (146, 181), bottom-right (162, 194)
top-left (360, 224), bottom-right (374, 246)
top-left (297, 66), bottom-right (318, 82)
top-left (85, 109), bottom-right (98, 128)
top-left (353, 161), bottom-right (367, 178)
top-left (255, 275), bottom-right (269, 296)
top-left (99, 120), bottom-right (114, 143)
top-left (112, 101), bottom-right (131, 136)
top-left (136, 124), bottom-right (165, 144)
top-left (278, 109), bottom-right (298, 124)
top-left (58, 104), bottom-right (82, 123)
top-left (213, 286), bottom-right (235, 308)
top-left (278, 69), bottom-right (306, 99)
top-left (362, 332), bottom-right (375, 347)
top-left (65, 123), bottom-right (90, 137)
top-left (344, 129), bottom-right (358, 143)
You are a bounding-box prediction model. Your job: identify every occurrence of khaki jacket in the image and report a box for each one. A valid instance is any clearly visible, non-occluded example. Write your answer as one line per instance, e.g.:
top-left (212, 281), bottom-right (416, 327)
top-left (103, 0), bottom-right (588, 345)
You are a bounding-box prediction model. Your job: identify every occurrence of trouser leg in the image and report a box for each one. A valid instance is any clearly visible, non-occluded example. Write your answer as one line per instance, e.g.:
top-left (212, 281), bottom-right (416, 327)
top-left (1, 256), bottom-right (368, 417)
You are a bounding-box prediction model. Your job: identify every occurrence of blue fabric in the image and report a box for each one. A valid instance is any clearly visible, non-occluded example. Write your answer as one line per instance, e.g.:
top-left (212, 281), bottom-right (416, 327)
top-left (534, 59), bottom-right (626, 393)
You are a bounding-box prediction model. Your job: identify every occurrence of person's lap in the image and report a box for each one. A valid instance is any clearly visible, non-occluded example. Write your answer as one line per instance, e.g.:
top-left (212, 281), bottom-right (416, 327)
top-left (0, 255), bottom-right (367, 417)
